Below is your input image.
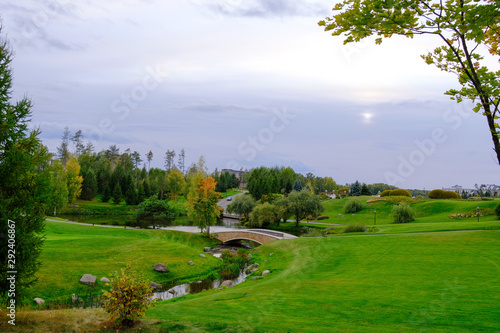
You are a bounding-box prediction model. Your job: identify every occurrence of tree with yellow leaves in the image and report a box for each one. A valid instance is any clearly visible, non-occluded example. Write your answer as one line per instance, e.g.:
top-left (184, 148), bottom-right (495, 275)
top-left (65, 156), bottom-right (83, 203)
top-left (186, 176), bottom-right (222, 237)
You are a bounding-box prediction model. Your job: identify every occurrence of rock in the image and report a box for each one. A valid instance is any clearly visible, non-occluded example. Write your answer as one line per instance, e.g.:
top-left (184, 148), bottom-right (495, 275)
top-left (216, 288), bottom-right (222, 291)
top-left (197, 280), bottom-right (203, 284)
top-left (34, 297), bottom-right (45, 305)
top-left (202, 289), bottom-right (206, 292)
top-left (153, 263), bottom-right (169, 273)
top-left (71, 294), bottom-right (78, 303)
top-left (250, 268), bottom-right (258, 273)
top-left (254, 263), bottom-right (259, 267)
top-left (168, 290), bottom-right (175, 294)
top-left (220, 280), bottom-right (233, 287)
top-left (262, 270), bottom-right (270, 276)
top-left (150, 281), bottom-right (162, 289)
top-left (100, 277), bottom-right (110, 283)
top-left (200, 254), bottom-right (206, 258)
top-left (251, 276), bottom-right (259, 280)
top-left (269, 253), bottom-right (274, 256)
top-left (135, 226), bottom-right (141, 229)
top-left (248, 253), bottom-right (252, 258)
top-left (188, 261), bottom-right (194, 266)
top-left (80, 274), bottom-right (97, 286)
top-left (204, 247), bottom-right (211, 252)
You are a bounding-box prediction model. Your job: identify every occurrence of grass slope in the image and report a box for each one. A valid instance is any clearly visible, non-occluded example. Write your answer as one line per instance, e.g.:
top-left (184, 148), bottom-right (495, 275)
top-left (148, 230), bottom-right (500, 332)
top-left (30, 221), bottom-right (220, 305)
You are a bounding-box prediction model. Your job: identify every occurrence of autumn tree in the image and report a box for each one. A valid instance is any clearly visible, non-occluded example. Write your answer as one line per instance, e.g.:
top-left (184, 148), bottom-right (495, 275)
top-left (319, 0), bottom-right (500, 165)
top-left (186, 177), bottom-right (222, 237)
top-left (0, 29), bottom-right (52, 304)
top-left (65, 156), bottom-right (83, 203)
top-left (166, 167), bottom-right (185, 203)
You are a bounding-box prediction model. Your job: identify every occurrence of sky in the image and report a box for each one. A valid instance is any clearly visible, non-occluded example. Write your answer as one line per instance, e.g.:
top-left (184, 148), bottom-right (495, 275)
top-left (3, 0), bottom-right (499, 190)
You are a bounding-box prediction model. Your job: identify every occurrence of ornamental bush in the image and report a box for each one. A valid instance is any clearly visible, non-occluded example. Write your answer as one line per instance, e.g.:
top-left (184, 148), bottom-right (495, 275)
top-left (380, 190), bottom-right (392, 197)
top-left (428, 189), bottom-right (461, 199)
top-left (343, 223), bottom-right (367, 233)
top-left (343, 199), bottom-right (363, 213)
top-left (101, 265), bottom-right (154, 327)
top-left (495, 203), bottom-right (500, 220)
top-left (390, 189), bottom-right (412, 197)
top-left (392, 202), bottom-right (415, 223)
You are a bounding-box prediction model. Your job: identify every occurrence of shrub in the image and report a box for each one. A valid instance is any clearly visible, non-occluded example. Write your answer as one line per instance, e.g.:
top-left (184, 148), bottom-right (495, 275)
top-left (101, 265), bottom-right (154, 327)
top-left (428, 189), bottom-right (461, 199)
top-left (380, 190), bottom-right (392, 197)
top-left (343, 199), bottom-right (363, 213)
top-left (495, 203), bottom-right (500, 219)
top-left (392, 202), bottom-right (415, 223)
top-left (316, 215), bottom-right (329, 220)
top-left (390, 189), bottom-right (412, 197)
top-left (343, 223), bottom-right (367, 233)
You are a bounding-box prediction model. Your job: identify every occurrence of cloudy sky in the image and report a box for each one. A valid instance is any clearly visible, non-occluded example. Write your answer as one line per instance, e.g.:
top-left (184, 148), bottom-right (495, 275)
top-left (3, 0), bottom-right (499, 189)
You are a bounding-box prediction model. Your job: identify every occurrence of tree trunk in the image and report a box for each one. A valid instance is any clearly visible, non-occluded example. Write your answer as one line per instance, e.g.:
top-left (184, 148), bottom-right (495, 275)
top-left (207, 225), bottom-right (210, 238)
top-left (485, 110), bottom-right (500, 166)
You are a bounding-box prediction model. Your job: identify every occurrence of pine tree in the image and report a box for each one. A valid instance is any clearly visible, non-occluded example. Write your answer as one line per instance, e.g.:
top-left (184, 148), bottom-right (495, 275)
top-left (349, 181), bottom-right (362, 196)
top-left (293, 179), bottom-right (303, 192)
top-left (112, 183), bottom-right (123, 205)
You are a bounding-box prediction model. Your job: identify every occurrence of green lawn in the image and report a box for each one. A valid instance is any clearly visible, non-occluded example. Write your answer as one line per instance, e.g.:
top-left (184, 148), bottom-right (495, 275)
top-left (147, 230), bottom-right (500, 332)
top-left (30, 221), bottom-right (220, 305)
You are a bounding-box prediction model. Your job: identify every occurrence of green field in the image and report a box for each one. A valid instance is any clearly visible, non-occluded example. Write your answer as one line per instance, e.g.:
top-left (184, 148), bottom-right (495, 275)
top-left (4, 198), bottom-right (500, 332)
top-left (29, 222), bottom-right (220, 305)
top-left (148, 230), bottom-right (500, 332)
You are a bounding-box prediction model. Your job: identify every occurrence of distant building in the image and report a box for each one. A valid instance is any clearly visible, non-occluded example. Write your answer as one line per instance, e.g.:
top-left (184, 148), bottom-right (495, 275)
top-left (443, 184), bottom-right (500, 197)
top-left (220, 168), bottom-right (248, 188)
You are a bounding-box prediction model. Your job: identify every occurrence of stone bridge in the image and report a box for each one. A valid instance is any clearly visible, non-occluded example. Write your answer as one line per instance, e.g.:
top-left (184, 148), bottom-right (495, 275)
top-left (215, 229), bottom-right (297, 245)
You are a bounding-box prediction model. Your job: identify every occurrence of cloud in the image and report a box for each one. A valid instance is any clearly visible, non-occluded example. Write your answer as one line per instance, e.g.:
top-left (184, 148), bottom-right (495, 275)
top-left (196, 0), bottom-right (330, 18)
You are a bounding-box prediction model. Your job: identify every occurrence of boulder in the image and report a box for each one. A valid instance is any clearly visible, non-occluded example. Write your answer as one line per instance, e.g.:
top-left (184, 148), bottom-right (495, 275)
top-left (196, 280), bottom-right (203, 284)
top-left (251, 276), bottom-right (259, 280)
top-left (262, 270), bottom-right (270, 276)
top-left (71, 294), bottom-right (79, 303)
top-left (150, 281), bottom-right (162, 289)
top-left (204, 247), bottom-right (211, 252)
top-left (80, 274), bottom-right (97, 286)
top-left (188, 261), bottom-right (194, 266)
top-left (135, 226), bottom-right (141, 229)
top-left (34, 297), bottom-right (45, 305)
top-left (250, 268), bottom-right (258, 274)
top-left (220, 280), bottom-right (233, 287)
top-left (168, 290), bottom-right (175, 294)
top-left (248, 253), bottom-right (252, 258)
top-left (153, 263), bottom-right (169, 273)
top-left (199, 253), bottom-right (206, 258)
top-left (269, 253), bottom-right (274, 256)
top-left (100, 277), bottom-right (110, 283)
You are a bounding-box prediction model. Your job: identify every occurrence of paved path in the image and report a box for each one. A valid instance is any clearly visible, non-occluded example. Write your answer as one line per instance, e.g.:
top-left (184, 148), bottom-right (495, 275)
top-left (218, 191), bottom-right (247, 212)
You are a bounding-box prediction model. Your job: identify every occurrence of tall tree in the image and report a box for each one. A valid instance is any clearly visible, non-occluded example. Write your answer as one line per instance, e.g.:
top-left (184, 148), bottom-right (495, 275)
top-left (79, 168), bottom-right (98, 201)
top-left (146, 150), bottom-right (153, 171)
top-left (350, 180), bottom-right (362, 196)
top-left (177, 148), bottom-right (185, 175)
top-left (0, 31), bottom-right (52, 304)
top-left (166, 168), bottom-right (185, 203)
top-left (72, 129), bottom-right (84, 156)
top-left (226, 195), bottom-right (257, 220)
top-left (131, 151), bottom-right (142, 188)
top-left (293, 179), bottom-right (303, 192)
top-left (65, 157), bottom-right (83, 203)
top-left (57, 126), bottom-right (71, 166)
top-left (164, 149), bottom-right (176, 172)
top-left (186, 177), bottom-right (222, 237)
top-left (320, 0), bottom-right (500, 165)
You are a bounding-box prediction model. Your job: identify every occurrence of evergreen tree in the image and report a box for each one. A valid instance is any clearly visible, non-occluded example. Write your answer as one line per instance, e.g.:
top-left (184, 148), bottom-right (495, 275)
top-left (125, 186), bottom-right (138, 205)
top-left (112, 183), bottom-right (123, 204)
top-left (293, 179), bottom-right (303, 192)
top-left (350, 181), bottom-right (362, 196)
top-left (79, 168), bottom-right (98, 200)
top-left (361, 183), bottom-right (371, 196)
top-left (101, 185), bottom-right (112, 203)
top-left (0, 32), bottom-right (52, 304)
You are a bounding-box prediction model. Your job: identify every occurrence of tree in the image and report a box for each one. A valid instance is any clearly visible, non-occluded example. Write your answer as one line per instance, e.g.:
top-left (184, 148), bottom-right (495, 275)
top-left (361, 183), bottom-right (371, 196)
top-left (164, 149), bottom-right (176, 172)
top-left (0, 31), bottom-right (52, 304)
top-left (249, 203), bottom-right (275, 227)
top-left (286, 190), bottom-right (324, 227)
top-left (57, 127), bottom-right (71, 166)
top-left (178, 148), bottom-right (185, 175)
top-left (324, 177), bottom-right (337, 193)
top-left (293, 179), bottom-right (303, 192)
top-left (112, 183), bottom-right (123, 205)
top-left (72, 129), bottom-right (84, 156)
top-left (47, 160), bottom-right (69, 216)
top-left (226, 195), bottom-right (257, 220)
top-left (274, 197), bottom-right (292, 227)
top-left (349, 180), bottom-right (361, 196)
top-left (337, 187), bottom-right (349, 198)
top-left (79, 167), bottom-right (98, 201)
top-left (102, 185), bottom-right (112, 203)
top-left (186, 177), bottom-right (222, 237)
top-left (65, 156), bottom-right (83, 203)
top-left (146, 150), bottom-right (153, 171)
top-left (131, 151), bottom-right (142, 187)
top-left (101, 265), bottom-right (154, 327)
top-left (320, 1), bottom-right (500, 165)
top-left (135, 197), bottom-right (178, 228)
top-left (166, 168), bottom-right (185, 203)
